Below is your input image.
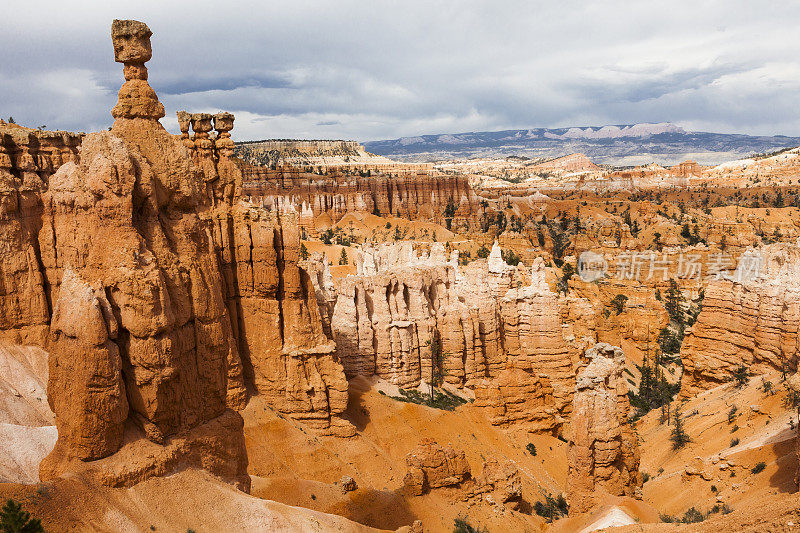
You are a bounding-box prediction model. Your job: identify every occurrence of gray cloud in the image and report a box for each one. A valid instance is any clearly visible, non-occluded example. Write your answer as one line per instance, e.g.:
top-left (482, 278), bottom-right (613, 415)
top-left (2, 0), bottom-right (800, 141)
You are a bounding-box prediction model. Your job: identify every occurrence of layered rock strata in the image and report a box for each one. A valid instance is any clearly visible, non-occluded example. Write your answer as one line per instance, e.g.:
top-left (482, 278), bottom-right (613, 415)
top-left (567, 343), bottom-right (641, 513)
top-left (0, 123), bottom-right (83, 346)
top-left (330, 243), bottom-right (488, 389)
top-left (325, 243), bottom-right (574, 434)
top-left (0, 19), bottom-right (353, 489)
top-left (498, 257), bottom-right (575, 417)
top-left (238, 161), bottom-right (480, 231)
top-left (680, 242), bottom-right (800, 397)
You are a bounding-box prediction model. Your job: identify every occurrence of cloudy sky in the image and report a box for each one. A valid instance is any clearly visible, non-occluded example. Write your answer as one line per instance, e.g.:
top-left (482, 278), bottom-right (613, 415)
top-left (3, 1), bottom-right (800, 141)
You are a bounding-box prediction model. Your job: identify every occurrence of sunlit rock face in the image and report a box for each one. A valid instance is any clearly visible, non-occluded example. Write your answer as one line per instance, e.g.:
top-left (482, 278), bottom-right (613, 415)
top-left (567, 343), bottom-right (641, 514)
top-left (0, 19), bottom-right (355, 491)
top-left (680, 242), bottom-right (800, 398)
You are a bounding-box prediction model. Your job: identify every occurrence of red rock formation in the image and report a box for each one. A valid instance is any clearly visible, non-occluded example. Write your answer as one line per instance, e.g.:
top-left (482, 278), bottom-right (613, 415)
top-left (567, 343), bottom-right (641, 513)
top-left (37, 20), bottom-right (249, 488)
top-left (466, 457), bottom-right (523, 510)
top-left (499, 265), bottom-right (575, 418)
top-left (45, 270), bottom-right (128, 461)
top-left (330, 244), bottom-right (487, 389)
top-left (0, 18), bottom-right (357, 490)
top-left (326, 245), bottom-right (572, 434)
top-left (403, 438), bottom-right (471, 495)
top-left (0, 124), bottom-right (82, 346)
top-left (680, 243), bottom-right (800, 398)
top-left (472, 366), bottom-right (559, 433)
top-left (238, 162), bottom-right (479, 230)
top-left (223, 204), bottom-right (351, 435)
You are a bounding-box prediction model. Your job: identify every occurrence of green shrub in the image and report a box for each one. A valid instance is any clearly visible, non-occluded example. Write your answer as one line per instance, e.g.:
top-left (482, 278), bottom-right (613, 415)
top-left (501, 249), bottom-right (521, 266)
top-left (730, 365), bottom-right (749, 388)
top-left (389, 388), bottom-right (467, 411)
top-left (681, 507), bottom-right (704, 523)
top-left (730, 437), bottom-right (739, 447)
top-left (0, 499), bottom-right (44, 533)
top-left (670, 408), bottom-right (690, 450)
top-left (610, 294), bottom-right (628, 315)
top-left (751, 462), bottom-right (766, 474)
top-left (452, 516), bottom-right (487, 533)
top-left (476, 245), bottom-right (490, 259)
top-left (526, 443), bottom-right (537, 456)
top-left (533, 492), bottom-right (568, 522)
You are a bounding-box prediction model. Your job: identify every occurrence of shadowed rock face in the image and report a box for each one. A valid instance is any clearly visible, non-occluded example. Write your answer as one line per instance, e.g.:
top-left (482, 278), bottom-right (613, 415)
top-left (322, 245), bottom-right (574, 434)
top-left (567, 343), bottom-right (641, 514)
top-left (0, 19), bottom-right (353, 490)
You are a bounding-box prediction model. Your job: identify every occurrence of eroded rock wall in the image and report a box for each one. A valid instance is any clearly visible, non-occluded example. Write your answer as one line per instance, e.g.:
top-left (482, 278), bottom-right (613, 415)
top-left (239, 162), bottom-right (479, 231)
top-left (680, 243), bottom-right (800, 397)
top-left (0, 124), bottom-right (82, 346)
top-left (0, 19), bottom-right (353, 489)
top-left (325, 245), bottom-right (573, 434)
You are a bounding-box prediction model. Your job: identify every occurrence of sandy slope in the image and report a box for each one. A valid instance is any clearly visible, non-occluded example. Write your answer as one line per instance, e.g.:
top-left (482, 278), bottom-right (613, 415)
top-left (0, 343), bottom-right (58, 485)
top-left (0, 343), bottom-right (52, 426)
top-left (636, 370), bottom-right (798, 521)
top-left (0, 469), bottom-right (390, 532)
top-left (0, 423), bottom-right (56, 484)
top-left (243, 375), bottom-right (565, 532)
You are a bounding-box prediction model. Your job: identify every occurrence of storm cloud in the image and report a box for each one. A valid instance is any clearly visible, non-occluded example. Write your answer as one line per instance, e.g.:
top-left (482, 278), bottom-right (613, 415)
top-left (2, 0), bottom-right (800, 141)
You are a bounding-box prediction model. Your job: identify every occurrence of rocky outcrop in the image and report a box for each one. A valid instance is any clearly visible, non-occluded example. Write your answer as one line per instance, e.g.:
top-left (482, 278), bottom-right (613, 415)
top-left (222, 204), bottom-right (351, 435)
top-left (567, 343), bottom-right (641, 514)
top-left (0, 122), bottom-right (82, 347)
top-left (499, 257), bottom-right (575, 418)
top-left (331, 243), bottom-right (487, 389)
top-left (326, 244), bottom-right (574, 434)
top-left (403, 438), bottom-right (471, 495)
top-left (46, 270), bottom-right (128, 460)
top-left (38, 19), bottom-right (250, 487)
top-left (0, 19), bottom-right (356, 490)
top-left (680, 243), bottom-right (800, 398)
top-left (472, 366), bottom-right (559, 433)
top-left (466, 458), bottom-right (523, 510)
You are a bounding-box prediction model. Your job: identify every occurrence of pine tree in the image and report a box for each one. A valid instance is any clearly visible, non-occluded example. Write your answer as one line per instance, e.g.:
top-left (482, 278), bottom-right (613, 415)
top-left (339, 248), bottom-right (348, 265)
top-left (299, 242), bottom-right (309, 261)
top-left (670, 407), bottom-right (690, 450)
top-left (1, 499), bottom-right (44, 533)
top-left (664, 279), bottom-right (683, 323)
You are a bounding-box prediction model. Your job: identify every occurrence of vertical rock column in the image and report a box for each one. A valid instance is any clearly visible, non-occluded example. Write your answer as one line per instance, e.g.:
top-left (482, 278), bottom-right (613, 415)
top-left (567, 343), bottom-right (641, 514)
top-left (214, 112), bottom-right (238, 204)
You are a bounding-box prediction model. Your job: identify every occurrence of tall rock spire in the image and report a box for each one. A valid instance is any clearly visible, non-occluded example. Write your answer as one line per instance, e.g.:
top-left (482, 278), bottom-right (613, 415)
top-left (110, 19), bottom-right (165, 121)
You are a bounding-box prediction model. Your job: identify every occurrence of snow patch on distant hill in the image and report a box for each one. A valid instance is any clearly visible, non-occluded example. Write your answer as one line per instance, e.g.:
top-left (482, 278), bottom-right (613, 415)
top-left (559, 123), bottom-right (684, 139)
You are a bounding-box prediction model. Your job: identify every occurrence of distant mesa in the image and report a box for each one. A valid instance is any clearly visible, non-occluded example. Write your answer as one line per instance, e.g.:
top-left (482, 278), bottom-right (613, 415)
top-left (364, 122), bottom-right (800, 166)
